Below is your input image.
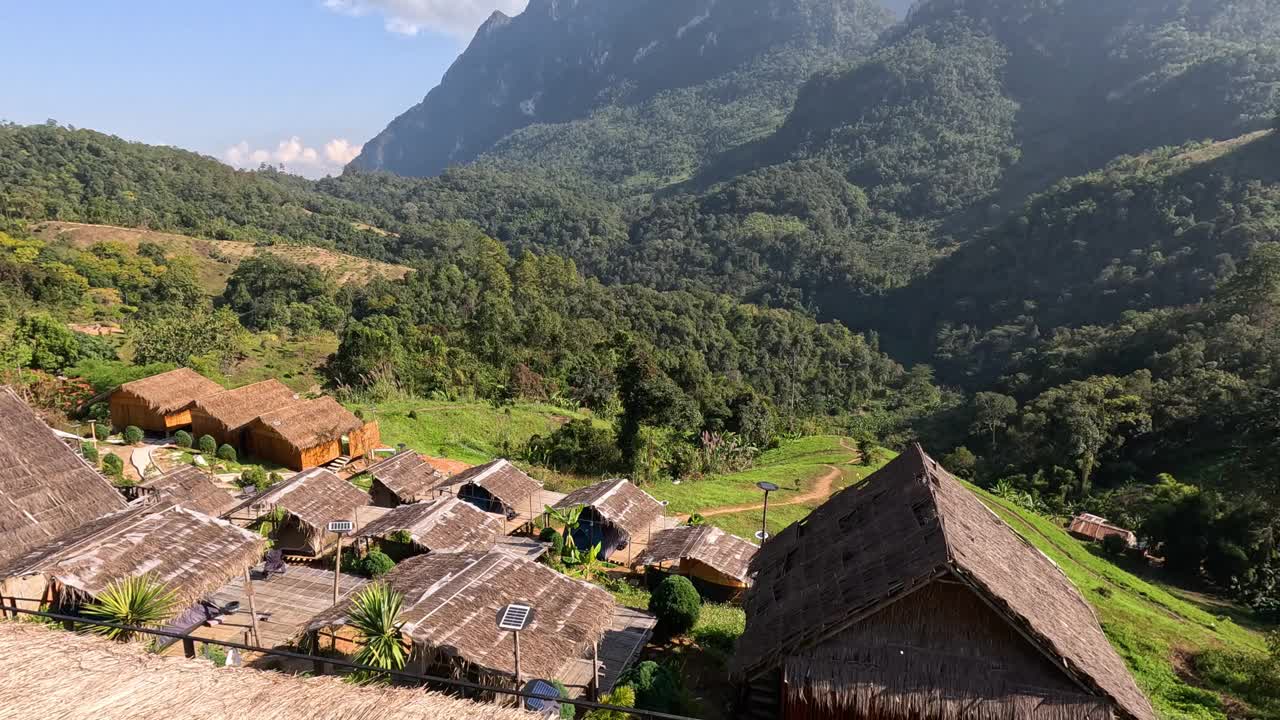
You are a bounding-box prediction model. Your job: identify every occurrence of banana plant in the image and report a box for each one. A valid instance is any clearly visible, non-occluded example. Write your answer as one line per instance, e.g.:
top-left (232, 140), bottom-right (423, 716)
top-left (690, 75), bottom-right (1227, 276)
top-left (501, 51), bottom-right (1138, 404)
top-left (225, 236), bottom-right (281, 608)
top-left (544, 503), bottom-right (584, 558)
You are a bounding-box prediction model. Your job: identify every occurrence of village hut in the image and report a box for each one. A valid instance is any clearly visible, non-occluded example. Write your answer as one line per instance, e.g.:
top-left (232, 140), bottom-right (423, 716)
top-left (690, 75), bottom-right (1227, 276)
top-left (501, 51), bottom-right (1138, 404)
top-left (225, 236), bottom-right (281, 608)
top-left (305, 550), bottom-right (614, 689)
top-left (363, 449), bottom-right (451, 507)
top-left (190, 379), bottom-right (300, 448)
top-left (0, 386), bottom-right (128, 566)
top-left (554, 479), bottom-right (664, 559)
top-left (1069, 513), bottom-right (1138, 548)
top-left (447, 459), bottom-right (543, 521)
top-left (229, 468), bottom-right (369, 557)
top-left (356, 497), bottom-right (505, 559)
top-left (244, 396), bottom-right (381, 471)
top-left (731, 445), bottom-right (1157, 720)
top-left (0, 504), bottom-right (265, 612)
top-left (109, 368), bottom-right (225, 432)
top-left (0, 622), bottom-right (534, 720)
top-left (635, 524), bottom-right (758, 600)
top-left (137, 465), bottom-right (238, 517)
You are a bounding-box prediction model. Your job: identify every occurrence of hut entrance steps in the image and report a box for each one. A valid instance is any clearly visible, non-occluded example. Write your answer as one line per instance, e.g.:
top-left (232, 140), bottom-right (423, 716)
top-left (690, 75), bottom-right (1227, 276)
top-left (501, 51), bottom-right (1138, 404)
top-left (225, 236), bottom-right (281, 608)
top-left (323, 455), bottom-right (352, 473)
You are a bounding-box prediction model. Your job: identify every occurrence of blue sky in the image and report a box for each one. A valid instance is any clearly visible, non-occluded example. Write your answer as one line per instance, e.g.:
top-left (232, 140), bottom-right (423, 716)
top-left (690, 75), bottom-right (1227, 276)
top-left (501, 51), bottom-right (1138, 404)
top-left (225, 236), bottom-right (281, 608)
top-left (3, 0), bottom-right (526, 177)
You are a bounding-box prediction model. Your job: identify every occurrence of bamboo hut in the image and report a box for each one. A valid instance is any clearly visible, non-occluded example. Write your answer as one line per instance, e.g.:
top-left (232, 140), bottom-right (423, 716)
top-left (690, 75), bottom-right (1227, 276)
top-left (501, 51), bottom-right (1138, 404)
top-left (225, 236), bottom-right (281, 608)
top-left (447, 459), bottom-right (542, 521)
top-left (137, 465), bottom-right (238, 518)
top-left (229, 468), bottom-right (369, 557)
top-left (1069, 513), bottom-right (1138, 548)
top-left (244, 397), bottom-right (381, 471)
top-left (363, 450), bottom-right (451, 507)
top-left (635, 525), bottom-right (758, 600)
top-left (305, 550), bottom-right (614, 689)
top-left (109, 368), bottom-right (225, 432)
top-left (0, 504), bottom-right (265, 612)
top-left (190, 379), bottom-right (300, 448)
top-left (356, 497), bottom-right (505, 558)
top-left (554, 479), bottom-right (664, 559)
top-left (0, 622), bottom-right (534, 720)
top-left (731, 445), bottom-right (1157, 720)
top-left (0, 386), bottom-right (128, 566)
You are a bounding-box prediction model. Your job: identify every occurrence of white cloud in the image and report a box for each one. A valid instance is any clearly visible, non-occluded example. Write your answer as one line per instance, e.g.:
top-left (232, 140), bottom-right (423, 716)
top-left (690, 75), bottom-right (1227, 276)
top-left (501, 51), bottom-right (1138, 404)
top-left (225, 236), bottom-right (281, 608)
top-left (323, 0), bottom-right (529, 38)
top-left (222, 136), bottom-right (363, 178)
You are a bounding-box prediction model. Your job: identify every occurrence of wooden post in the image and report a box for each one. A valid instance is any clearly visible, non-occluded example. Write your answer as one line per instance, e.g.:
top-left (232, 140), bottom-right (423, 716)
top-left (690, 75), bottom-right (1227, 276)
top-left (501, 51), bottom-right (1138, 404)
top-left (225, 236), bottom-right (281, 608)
top-left (591, 639), bottom-right (600, 701)
top-left (333, 532), bottom-right (342, 606)
top-left (243, 568), bottom-right (261, 646)
top-left (182, 637), bottom-right (196, 658)
top-left (513, 630), bottom-right (522, 690)
top-left (88, 420), bottom-right (98, 450)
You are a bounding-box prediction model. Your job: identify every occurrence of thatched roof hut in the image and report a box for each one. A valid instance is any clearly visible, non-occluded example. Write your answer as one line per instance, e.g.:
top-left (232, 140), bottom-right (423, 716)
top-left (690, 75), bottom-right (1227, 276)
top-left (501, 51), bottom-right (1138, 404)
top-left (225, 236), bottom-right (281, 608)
top-left (1069, 513), bottom-right (1138, 548)
top-left (190, 379), bottom-right (300, 447)
top-left (731, 445), bottom-right (1156, 720)
top-left (245, 397), bottom-right (381, 470)
top-left (234, 468), bottom-right (369, 557)
top-left (306, 550), bottom-right (614, 687)
top-left (109, 368), bottom-right (225, 432)
top-left (448, 459), bottom-right (542, 520)
top-left (554, 479), bottom-right (664, 556)
top-left (635, 524), bottom-right (758, 592)
top-left (0, 386), bottom-right (127, 566)
top-left (357, 497), bottom-right (505, 556)
top-left (0, 504), bottom-right (265, 610)
top-left (363, 450), bottom-right (451, 507)
top-left (0, 622), bottom-right (533, 720)
top-left (137, 465), bottom-right (238, 517)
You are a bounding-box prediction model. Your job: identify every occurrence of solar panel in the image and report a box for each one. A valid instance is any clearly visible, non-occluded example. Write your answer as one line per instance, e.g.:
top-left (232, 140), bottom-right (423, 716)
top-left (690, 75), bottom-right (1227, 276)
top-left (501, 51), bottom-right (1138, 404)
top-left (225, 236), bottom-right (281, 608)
top-left (523, 679), bottom-right (560, 712)
top-left (497, 603), bottom-right (533, 631)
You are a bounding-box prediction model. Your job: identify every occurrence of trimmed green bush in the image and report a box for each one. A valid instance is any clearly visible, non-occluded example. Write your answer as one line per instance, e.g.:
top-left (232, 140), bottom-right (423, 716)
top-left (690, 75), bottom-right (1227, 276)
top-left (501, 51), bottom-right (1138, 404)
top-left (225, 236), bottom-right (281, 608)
top-left (198, 434), bottom-right (217, 455)
top-left (123, 425), bottom-right (144, 446)
top-left (649, 575), bottom-right (701, 636)
top-left (101, 453), bottom-right (124, 479)
top-left (174, 430), bottom-right (193, 448)
top-left (239, 466), bottom-right (268, 490)
top-left (538, 526), bottom-right (559, 543)
top-left (93, 424), bottom-right (110, 441)
top-left (617, 660), bottom-right (683, 714)
top-left (216, 444), bottom-right (237, 463)
top-left (81, 442), bottom-right (99, 466)
top-left (359, 549), bottom-right (396, 578)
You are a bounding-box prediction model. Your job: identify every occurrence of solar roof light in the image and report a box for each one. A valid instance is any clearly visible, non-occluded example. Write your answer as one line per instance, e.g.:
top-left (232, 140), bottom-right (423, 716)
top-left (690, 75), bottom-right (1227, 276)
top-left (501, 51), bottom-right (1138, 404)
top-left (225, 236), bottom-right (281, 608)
top-left (756, 481), bottom-right (780, 545)
top-left (498, 603), bottom-right (535, 688)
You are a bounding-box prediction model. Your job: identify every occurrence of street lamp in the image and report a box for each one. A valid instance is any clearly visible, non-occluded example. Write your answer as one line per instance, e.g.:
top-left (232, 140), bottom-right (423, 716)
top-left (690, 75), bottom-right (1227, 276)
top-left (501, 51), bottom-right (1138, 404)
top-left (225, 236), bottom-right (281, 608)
top-left (497, 603), bottom-right (535, 689)
top-left (756, 481), bottom-right (779, 543)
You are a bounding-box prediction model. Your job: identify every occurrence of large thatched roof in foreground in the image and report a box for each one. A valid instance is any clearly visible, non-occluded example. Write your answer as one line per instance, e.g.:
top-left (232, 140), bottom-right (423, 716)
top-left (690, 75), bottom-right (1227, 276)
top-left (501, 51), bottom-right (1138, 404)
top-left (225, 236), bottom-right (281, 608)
top-left (555, 478), bottom-right (664, 539)
top-left (447, 459), bottom-right (542, 510)
top-left (357, 497), bottom-right (504, 554)
top-left (139, 465), bottom-right (237, 517)
top-left (635, 524), bottom-right (758, 583)
top-left (733, 445), bottom-right (1155, 720)
top-left (243, 468), bottom-right (368, 535)
top-left (192, 379), bottom-right (300, 431)
top-left (364, 450), bottom-right (450, 503)
top-left (116, 368), bottom-right (224, 414)
top-left (0, 622), bottom-right (532, 720)
top-left (307, 550), bottom-right (613, 681)
top-left (250, 397), bottom-right (364, 450)
top-left (0, 386), bottom-right (127, 566)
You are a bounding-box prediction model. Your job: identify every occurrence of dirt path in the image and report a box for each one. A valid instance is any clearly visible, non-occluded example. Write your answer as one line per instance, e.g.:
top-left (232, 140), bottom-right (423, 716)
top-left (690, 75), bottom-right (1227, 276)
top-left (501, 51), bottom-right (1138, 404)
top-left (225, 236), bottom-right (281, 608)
top-left (679, 463), bottom-right (844, 520)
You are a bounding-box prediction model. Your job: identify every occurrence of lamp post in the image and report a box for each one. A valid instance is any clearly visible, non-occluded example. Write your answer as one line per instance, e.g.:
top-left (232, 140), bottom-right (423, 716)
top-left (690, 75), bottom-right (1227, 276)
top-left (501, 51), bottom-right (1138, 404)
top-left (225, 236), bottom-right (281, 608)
top-left (756, 481), bottom-right (779, 544)
top-left (327, 520), bottom-right (355, 605)
top-left (497, 603), bottom-right (535, 693)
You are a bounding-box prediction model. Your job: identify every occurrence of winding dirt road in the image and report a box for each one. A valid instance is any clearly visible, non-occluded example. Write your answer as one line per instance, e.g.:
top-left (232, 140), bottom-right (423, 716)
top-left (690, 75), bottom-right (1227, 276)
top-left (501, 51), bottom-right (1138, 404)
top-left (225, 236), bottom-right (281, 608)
top-left (680, 439), bottom-right (863, 519)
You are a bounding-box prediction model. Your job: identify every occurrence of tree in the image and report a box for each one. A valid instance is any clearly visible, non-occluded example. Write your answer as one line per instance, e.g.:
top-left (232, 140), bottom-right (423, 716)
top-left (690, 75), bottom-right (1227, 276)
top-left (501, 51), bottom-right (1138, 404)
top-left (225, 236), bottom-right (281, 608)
top-left (971, 392), bottom-right (1016, 448)
top-left (649, 575), bottom-right (701, 635)
top-left (82, 575), bottom-right (178, 642)
top-left (198, 434), bottom-right (217, 455)
top-left (941, 446), bottom-right (977, 479)
top-left (346, 582), bottom-right (408, 683)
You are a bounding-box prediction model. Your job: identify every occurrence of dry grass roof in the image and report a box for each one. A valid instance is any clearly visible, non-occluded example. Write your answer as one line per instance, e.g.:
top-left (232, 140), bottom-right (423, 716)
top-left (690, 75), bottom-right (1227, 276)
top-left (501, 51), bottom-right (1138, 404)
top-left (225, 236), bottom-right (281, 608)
top-left (246, 468), bottom-right (369, 535)
top-left (733, 445), bottom-right (1155, 720)
top-left (365, 451), bottom-right (450, 503)
top-left (0, 504), bottom-right (265, 607)
top-left (357, 497), bottom-right (504, 554)
top-left (0, 622), bottom-right (532, 720)
top-left (0, 386), bottom-right (127, 566)
top-left (555, 478), bottom-right (665, 539)
top-left (448, 459), bottom-right (542, 510)
top-left (117, 368), bottom-right (225, 414)
top-left (251, 397), bottom-right (365, 450)
top-left (193, 379), bottom-right (300, 431)
top-left (139, 465), bottom-right (238, 517)
top-left (635, 525), bottom-right (758, 583)
top-left (307, 550), bottom-right (613, 681)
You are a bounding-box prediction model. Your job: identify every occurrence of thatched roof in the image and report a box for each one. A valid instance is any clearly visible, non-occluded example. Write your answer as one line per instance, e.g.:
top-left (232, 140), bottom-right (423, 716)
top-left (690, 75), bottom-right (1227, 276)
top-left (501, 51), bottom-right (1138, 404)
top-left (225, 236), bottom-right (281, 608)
top-left (0, 504), bottom-right (265, 607)
top-left (116, 368), bottom-right (224, 414)
top-left (193, 379), bottom-right (300, 431)
top-left (245, 468), bottom-right (369, 535)
top-left (732, 445), bottom-right (1156, 720)
top-left (1069, 514), bottom-right (1137, 545)
top-left (0, 386), bottom-right (127, 566)
top-left (447, 459), bottom-right (542, 511)
top-left (139, 465), bottom-right (237, 517)
top-left (307, 551), bottom-right (614, 681)
top-left (635, 525), bottom-right (758, 583)
top-left (0, 622), bottom-right (533, 720)
top-left (555, 479), bottom-right (664, 540)
top-left (357, 497), bottom-right (504, 554)
top-left (250, 397), bottom-right (364, 451)
top-left (365, 450), bottom-right (450, 503)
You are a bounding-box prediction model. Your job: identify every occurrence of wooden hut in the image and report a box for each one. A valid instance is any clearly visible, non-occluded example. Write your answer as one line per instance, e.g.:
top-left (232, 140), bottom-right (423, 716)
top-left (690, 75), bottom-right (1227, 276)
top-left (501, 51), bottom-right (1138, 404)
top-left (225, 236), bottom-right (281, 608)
top-left (1069, 513), bottom-right (1138, 548)
top-left (0, 622), bottom-right (534, 720)
top-left (109, 368), bottom-right (225, 432)
top-left (0, 386), bottom-right (128, 566)
top-left (190, 379), bottom-right (300, 448)
top-left (356, 497), bottom-right (505, 558)
top-left (305, 550), bottom-right (614, 689)
top-left (229, 468), bottom-right (369, 557)
top-left (363, 450), bottom-right (451, 507)
top-left (0, 504), bottom-right (264, 612)
top-left (554, 479), bottom-right (664, 560)
top-left (635, 524), bottom-right (757, 600)
top-left (244, 397), bottom-right (381, 471)
top-left (447, 459), bottom-right (543, 521)
top-left (731, 445), bottom-right (1157, 720)
top-left (137, 465), bottom-right (238, 518)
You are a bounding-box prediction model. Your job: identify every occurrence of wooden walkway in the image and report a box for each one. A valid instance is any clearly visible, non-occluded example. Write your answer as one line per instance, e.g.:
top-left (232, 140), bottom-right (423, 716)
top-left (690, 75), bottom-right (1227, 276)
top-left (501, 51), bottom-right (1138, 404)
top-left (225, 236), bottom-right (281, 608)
top-left (559, 606), bottom-right (657, 698)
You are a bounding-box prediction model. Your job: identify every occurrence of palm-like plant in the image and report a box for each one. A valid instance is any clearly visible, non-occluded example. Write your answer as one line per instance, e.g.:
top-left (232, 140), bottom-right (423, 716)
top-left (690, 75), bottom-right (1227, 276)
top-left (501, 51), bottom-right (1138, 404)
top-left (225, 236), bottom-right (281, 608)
top-left (82, 574), bottom-right (178, 642)
top-left (347, 582), bottom-right (408, 683)
top-left (571, 542), bottom-right (607, 582)
top-left (544, 503), bottom-right (584, 557)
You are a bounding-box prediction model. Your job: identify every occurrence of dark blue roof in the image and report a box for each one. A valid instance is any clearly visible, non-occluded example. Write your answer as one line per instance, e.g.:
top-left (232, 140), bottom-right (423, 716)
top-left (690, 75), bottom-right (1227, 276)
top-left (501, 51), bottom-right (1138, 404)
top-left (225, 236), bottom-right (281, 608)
top-left (523, 679), bottom-right (562, 712)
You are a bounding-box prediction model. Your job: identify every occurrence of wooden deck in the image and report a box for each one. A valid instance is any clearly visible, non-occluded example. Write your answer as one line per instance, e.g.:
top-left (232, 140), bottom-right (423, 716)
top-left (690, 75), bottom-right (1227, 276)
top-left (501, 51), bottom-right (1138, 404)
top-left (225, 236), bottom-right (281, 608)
top-left (559, 606), bottom-right (657, 698)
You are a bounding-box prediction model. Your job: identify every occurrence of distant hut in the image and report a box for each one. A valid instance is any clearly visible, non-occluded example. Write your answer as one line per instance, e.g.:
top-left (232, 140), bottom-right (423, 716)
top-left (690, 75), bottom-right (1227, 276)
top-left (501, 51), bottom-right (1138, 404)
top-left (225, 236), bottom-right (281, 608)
top-left (0, 386), bottom-right (128, 566)
top-left (244, 397), bottom-right (381, 471)
top-left (305, 550), bottom-right (614, 689)
top-left (363, 450), bottom-right (451, 507)
top-left (1070, 513), bottom-right (1138, 548)
top-left (731, 445), bottom-right (1157, 720)
top-left (447, 459), bottom-right (542, 522)
top-left (554, 479), bottom-right (664, 560)
top-left (190, 379), bottom-right (299, 448)
top-left (230, 468), bottom-right (369, 557)
top-left (109, 368), bottom-right (224, 433)
top-left (137, 465), bottom-right (238, 518)
top-left (635, 525), bottom-right (757, 601)
top-left (0, 504), bottom-right (264, 613)
top-left (356, 497), bottom-right (505, 559)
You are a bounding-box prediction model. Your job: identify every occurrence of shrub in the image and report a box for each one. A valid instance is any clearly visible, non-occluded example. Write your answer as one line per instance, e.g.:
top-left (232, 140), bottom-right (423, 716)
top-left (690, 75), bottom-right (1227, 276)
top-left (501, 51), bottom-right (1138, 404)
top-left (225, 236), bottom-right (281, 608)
top-left (360, 549), bottom-right (396, 578)
top-left (239, 466), bottom-right (268, 491)
top-left (123, 425), bottom-right (144, 446)
top-left (387, 529), bottom-right (413, 545)
top-left (685, 513), bottom-right (708, 527)
top-left (174, 430), bottom-right (193, 448)
top-left (202, 643), bottom-right (228, 666)
top-left (268, 471), bottom-right (283, 484)
top-left (198, 434), bottom-right (217, 455)
top-left (82, 575), bottom-right (178, 642)
top-left (101, 453), bottom-right (124, 479)
top-left (617, 660), bottom-right (684, 714)
top-left (93, 423), bottom-right (110, 441)
top-left (216, 444), bottom-right (237, 463)
top-left (538, 526), bottom-right (559, 543)
top-left (81, 442), bottom-right (99, 466)
top-left (549, 679), bottom-right (574, 720)
top-left (1101, 533), bottom-right (1128, 556)
top-left (585, 684), bottom-right (635, 719)
top-left (649, 575), bottom-right (700, 636)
